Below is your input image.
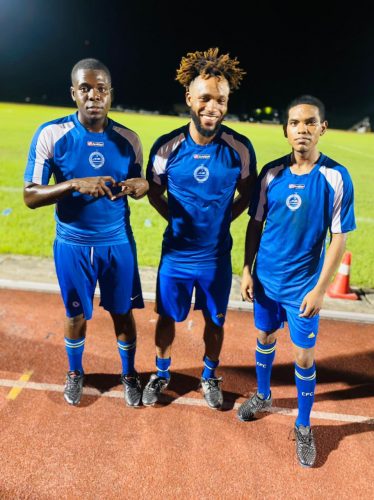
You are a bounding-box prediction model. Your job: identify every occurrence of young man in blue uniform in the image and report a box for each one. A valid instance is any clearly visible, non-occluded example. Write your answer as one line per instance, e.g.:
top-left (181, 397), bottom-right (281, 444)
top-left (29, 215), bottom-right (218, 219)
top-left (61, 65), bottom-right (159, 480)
top-left (143, 48), bottom-right (257, 409)
top-left (23, 58), bottom-right (148, 407)
top-left (238, 95), bottom-right (356, 467)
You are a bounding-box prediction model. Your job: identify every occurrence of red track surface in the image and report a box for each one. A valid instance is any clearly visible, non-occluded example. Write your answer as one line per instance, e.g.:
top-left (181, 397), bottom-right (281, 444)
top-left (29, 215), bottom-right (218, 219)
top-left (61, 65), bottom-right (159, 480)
top-left (0, 289), bottom-right (373, 499)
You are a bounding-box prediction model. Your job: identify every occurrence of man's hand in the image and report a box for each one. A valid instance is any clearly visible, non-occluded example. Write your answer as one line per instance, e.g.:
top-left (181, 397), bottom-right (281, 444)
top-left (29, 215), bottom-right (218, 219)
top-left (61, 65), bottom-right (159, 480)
top-left (115, 178), bottom-right (149, 199)
top-left (299, 288), bottom-right (325, 318)
top-left (241, 265), bottom-right (254, 302)
top-left (71, 176), bottom-right (116, 198)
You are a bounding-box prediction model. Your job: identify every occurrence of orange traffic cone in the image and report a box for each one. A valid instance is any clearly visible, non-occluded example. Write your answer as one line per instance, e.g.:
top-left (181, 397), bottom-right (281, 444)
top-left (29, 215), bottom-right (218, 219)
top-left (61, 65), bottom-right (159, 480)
top-left (327, 251), bottom-right (359, 300)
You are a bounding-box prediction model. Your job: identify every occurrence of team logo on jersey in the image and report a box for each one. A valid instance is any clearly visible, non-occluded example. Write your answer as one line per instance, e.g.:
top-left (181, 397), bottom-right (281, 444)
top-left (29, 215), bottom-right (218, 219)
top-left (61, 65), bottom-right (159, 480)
top-left (193, 154), bottom-right (211, 160)
top-left (194, 165), bottom-right (210, 183)
top-left (286, 193), bottom-right (302, 211)
top-left (89, 151), bottom-right (105, 169)
top-left (87, 141), bottom-right (104, 147)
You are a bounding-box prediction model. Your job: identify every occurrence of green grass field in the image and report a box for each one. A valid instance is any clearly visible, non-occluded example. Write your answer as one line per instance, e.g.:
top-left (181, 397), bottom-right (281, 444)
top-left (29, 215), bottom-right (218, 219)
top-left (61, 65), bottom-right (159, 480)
top-left (0, 102), bottom-right (373, 287)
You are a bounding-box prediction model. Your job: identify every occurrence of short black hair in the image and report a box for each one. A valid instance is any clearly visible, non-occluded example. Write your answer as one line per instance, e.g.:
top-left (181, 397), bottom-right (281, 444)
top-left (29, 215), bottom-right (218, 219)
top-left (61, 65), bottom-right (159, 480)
top-left (285, 95), bottom-right (326, 123)
top-left (71, 58), bottom-right (111, 84)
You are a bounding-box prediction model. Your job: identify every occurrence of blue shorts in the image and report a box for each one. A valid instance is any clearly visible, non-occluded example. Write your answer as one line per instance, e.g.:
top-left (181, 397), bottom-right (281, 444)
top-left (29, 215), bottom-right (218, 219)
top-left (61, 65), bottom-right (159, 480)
top-left (156, 256), bottom-right (232, 326)
top-left (54, 239), bottom-right (144, 319)
top-left (253, 284), bottom-right (319, 348)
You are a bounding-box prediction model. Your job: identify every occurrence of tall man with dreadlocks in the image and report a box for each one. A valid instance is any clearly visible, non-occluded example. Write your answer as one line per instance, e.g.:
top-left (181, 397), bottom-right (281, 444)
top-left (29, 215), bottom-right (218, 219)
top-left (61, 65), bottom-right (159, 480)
top-left (142, 48), bottom-right (257, 409)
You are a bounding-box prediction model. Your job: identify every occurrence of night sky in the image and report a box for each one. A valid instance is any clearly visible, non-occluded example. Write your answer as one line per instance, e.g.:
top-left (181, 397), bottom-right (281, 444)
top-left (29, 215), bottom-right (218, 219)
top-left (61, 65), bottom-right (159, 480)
top-left (1, 0), bottom-right (373, 128)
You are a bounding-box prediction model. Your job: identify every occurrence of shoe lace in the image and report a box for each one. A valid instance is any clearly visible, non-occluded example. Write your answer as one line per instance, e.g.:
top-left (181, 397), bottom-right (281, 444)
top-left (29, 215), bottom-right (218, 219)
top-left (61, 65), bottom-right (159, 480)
top-left (295, 427), bottom-right (313, 445)
top-left (123, 375), bottom-right (140, 389)
top-left (149, 377), bottom-right (166, 392)
top-left (67, 374), bottom-right (81, 393)
top-left (205, 378), bottom-right (222, 392)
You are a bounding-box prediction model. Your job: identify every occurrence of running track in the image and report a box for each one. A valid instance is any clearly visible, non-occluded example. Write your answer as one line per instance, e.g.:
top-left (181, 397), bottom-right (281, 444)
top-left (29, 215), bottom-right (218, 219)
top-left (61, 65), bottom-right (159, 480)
top-left (0, 289), bottom-right (373, 499)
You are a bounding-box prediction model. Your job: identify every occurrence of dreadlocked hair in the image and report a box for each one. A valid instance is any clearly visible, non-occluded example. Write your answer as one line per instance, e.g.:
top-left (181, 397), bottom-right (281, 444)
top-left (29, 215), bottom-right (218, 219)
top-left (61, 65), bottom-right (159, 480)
top-left (176, 47), bottom-right (245, 91)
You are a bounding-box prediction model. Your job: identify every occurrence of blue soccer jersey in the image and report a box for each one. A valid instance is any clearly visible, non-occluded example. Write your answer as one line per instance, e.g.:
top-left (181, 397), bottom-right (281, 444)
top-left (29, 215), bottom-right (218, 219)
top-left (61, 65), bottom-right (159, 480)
top-left (250, 153), bottom-right (356, 306)
top-left (24, 112), bottom-right (143, 245)
top-left (147, 124), bottom-right (257, 264)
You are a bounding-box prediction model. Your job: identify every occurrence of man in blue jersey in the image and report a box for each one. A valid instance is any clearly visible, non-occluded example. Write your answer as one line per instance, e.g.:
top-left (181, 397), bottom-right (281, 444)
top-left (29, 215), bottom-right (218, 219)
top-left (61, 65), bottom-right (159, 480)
top-left (238, 95), bottom-right (356, 467)
top-left (142, 48), bottom-right (257, 409)
top-left (23, 58), bottom-right (148, 407)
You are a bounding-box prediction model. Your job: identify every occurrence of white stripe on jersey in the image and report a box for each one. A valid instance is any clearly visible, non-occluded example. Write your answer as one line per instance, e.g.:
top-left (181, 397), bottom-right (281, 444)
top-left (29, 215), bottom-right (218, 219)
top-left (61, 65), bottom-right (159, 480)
top-left (32, 122), bottom-right (75, 184)
top-left (254, 164), bottom-right (286, 221)
top-left (113, 126), bottom-right (144, 176)
top-left (319, 166), bottom-right (344, 233)
top-left (221, 132), bottom-right (251, 179)
top-left (152, 133), bottom-right (186, 185)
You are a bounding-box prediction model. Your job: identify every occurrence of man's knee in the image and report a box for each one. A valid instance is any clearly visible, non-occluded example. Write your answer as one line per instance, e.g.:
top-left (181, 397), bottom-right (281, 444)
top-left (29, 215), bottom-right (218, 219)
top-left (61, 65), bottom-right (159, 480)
top-left (294, 346), bottom-right (315, 369)
top-left (66, 313), bottom-right (85, 327)
top-left (257, 329), bottom-right (278, 345)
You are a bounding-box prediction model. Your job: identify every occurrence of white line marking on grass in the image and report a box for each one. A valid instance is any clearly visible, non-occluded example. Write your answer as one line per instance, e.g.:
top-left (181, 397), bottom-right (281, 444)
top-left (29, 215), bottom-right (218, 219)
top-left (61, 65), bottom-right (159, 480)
top-left (357, 217), bottom-right (374, 224)
top-left (0, 378), bottom-right (373, 424)
top-left (332, 144), bottom-right (374, 160)
top-left (0, 187), bottom-right (22, 193)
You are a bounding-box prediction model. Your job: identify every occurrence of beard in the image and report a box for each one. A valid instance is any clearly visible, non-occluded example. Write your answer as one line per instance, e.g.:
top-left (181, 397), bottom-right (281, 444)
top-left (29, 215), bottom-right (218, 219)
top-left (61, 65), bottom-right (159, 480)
top-left (190, 109), bottom-right (223, 138)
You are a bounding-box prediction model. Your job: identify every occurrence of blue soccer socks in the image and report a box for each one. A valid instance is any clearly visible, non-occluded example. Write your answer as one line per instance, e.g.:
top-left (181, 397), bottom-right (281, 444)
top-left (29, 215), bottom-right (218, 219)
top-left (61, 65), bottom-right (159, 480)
top-left (117, 339), bottom-right (137, 376)
top-left (255, 340), bottom-right (276, 399)
top-left (295, 362), bottom-right (316, 428)
top-left (202, 355), bottom-right (219, 380)
top-left (156, 356), bottom-right (171, 379)
top-left (64, 336), bottom-right (85, 373)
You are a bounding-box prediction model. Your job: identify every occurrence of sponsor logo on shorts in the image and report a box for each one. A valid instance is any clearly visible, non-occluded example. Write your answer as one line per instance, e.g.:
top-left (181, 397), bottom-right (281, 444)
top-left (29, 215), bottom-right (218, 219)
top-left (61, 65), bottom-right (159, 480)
top-left (72, 301), bottom-right (80, 308)
top-left (87, 141), bottom-right (104, 147)
top-left (193, 154), bottom-right (211, 159)
top-left (194, 165), bottom-right (209, 183)
top-left (302, 392), bottom-right (314, 397)
top-left (308, 332), bottom-right (316, 338)
top-left (131, 294), bottom-right (140, 301)
top-left (216, 313), bottom-right (225, 318)
top-left (286, 193), bottom-right (302, 211)
top-left (89, 151), bottom-right (105, 169)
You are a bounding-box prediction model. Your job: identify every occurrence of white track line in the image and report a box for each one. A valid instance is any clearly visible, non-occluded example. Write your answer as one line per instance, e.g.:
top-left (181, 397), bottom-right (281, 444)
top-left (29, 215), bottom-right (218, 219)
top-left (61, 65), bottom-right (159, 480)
top-left (1, 279), bottom-right (374, 323)
top-left (0, 378), bottom-right (373, 424)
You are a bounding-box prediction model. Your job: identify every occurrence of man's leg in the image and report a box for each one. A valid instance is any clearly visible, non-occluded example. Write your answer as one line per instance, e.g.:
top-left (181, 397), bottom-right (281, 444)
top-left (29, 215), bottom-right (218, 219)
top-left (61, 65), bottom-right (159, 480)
top-left (111, 311), bottom-right (142, 407)
top-left (287, 306), bottom-right (319, 467)
top-left (54, 241), bottom-right (96, 406)
top-left (155, 314), bottom-right (175, 379)
top-left (142, 315), bottom-right (175, 406)
top-left (63, 315), bottom-right (87, 406)
top-left (294, 345), bottom-right (316, 428)
top-left (64, 314), bottom-right (87, 374)
top-left (292, 344), bottom-right (317, 467)
top-left (237, 329), bottom-right (278, 421)
top-left (111, 311), bottom-right (137, 375)
top-left (199, 314), bottom-right (225, 409)
top-left (237, 289), bottom-right (284, 421)
top-left (142, 260), bottom-right (192, 407)
top-left (192, 259), bottom-right (232, 409)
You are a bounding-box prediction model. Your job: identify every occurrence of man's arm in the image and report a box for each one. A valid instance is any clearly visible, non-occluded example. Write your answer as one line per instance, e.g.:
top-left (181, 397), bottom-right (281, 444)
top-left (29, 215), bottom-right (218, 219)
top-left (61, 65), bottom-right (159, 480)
top-left (241, 217), bottom-right (264, 302)
top-left (23, 176), bottom-right (116, 209)
top-left (147, 180), bottom-right (168, 221)
top-left (232, 175), bottom-right (257, 221)
top-left (299, 232), bottom-right (348, 318)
